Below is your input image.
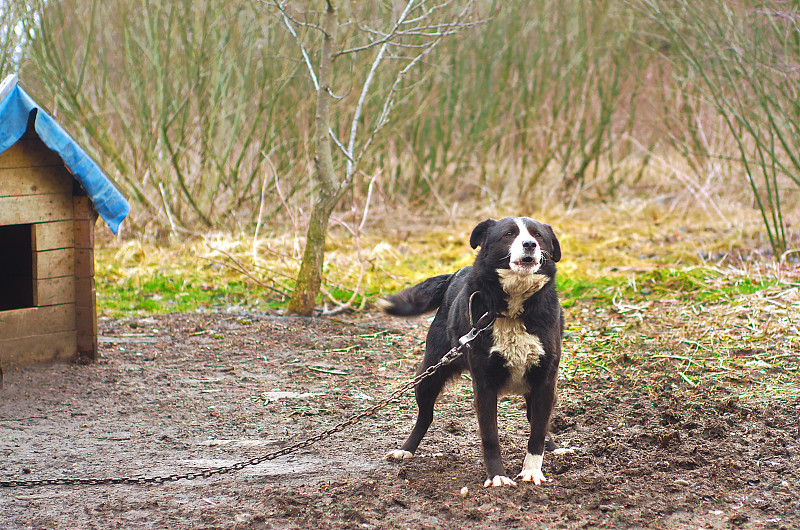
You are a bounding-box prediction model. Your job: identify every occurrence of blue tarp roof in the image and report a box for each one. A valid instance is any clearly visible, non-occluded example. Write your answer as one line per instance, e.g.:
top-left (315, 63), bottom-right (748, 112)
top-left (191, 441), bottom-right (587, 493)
top-left (0, 76), bottom-right (129, 234)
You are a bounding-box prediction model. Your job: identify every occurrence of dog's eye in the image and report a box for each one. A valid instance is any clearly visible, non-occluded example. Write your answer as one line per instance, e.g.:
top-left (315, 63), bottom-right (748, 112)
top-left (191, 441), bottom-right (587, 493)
top-left (505, 231), bottom-right (514, 237)
top-left (533, 231), bottom-right (542, 238)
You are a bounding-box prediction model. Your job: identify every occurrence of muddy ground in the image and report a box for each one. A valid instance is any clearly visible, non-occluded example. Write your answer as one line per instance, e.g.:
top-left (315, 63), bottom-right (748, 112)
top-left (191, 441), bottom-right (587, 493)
top-left (1, 308), bottom-right (799, 529)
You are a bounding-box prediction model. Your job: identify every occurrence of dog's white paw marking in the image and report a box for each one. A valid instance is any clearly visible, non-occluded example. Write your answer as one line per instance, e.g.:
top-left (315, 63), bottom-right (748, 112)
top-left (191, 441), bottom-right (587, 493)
top-left (517, 468), bottom-right (547, 485)
top-left (385, 449), bottom-right (414, 461)
top-left (483, 475), bottom-right (517, 488)
top-left (516, 452), bottom-right (546, 485)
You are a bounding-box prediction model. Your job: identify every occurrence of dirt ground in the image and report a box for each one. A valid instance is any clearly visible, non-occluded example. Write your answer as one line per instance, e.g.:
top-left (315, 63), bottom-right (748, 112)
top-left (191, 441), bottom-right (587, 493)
top-left (1, 308), bottom-right (799, 529)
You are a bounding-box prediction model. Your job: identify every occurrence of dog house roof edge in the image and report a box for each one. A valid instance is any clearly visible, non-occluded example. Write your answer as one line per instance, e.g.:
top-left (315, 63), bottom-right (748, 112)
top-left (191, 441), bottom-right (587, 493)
top-left (0, 75), bottom-right (129, 234)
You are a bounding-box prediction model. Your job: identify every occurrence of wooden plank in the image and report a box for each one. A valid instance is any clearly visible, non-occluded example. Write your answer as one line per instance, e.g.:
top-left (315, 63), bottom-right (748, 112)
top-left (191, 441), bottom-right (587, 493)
top-left (0, 304), bottom-right (76, 339)
top-left (74, 248), bottom-right (94, 277)
top-left (0, 138), bottom-right (63, 169)
top-left (73, 195), bottom-right (97, 221)
top-left (75, 303), bottom-right (98, 360)
top-left (74, 214), bottom-right (96, 280)
top-left (0, 331), bottom-right (77, 367)
top-left (74, 208), bottom-right (97, 358)
top-left (36, 276), bottom-right (75, 306)
top-left (35, 248), bottom-right (74, 279)
top-left (74, 207), bottom-right (97, 359)
top-left (33, 220), bottom-right (74, 250)
top-left (0, 166), bottom-right (73, 197)
top-left (73, 219), bottom-right (95, 249)
top-left (74, 277), bottom-right (95, 309)
top-left (0, 193), bottom-right (72, 225)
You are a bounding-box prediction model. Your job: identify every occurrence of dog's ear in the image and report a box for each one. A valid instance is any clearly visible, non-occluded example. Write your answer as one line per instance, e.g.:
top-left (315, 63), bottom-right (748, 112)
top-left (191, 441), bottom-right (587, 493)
top-left (545, 224), bottom-right (561, 262)
top-left (470, 218), bottom-right (496, 249)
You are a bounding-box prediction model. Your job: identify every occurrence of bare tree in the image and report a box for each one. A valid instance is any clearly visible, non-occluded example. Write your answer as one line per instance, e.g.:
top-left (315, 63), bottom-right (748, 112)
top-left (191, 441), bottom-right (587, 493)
top-left (272, 1), bottom-right (477, 315)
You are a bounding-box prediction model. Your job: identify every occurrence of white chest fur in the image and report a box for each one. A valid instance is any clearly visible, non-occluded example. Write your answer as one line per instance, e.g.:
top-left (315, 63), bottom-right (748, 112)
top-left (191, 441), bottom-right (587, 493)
top-left (491, 270), bottom-right (550, 394)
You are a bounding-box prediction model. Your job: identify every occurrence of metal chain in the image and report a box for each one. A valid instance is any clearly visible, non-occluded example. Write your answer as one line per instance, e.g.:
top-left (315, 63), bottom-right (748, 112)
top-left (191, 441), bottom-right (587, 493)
top-left (1, 312), bottom-right (494, 489)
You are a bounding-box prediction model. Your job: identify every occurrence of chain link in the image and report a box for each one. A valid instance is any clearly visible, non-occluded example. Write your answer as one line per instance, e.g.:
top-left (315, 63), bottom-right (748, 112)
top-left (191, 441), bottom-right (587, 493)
top-left (1, 313), bottom-right (493, 489)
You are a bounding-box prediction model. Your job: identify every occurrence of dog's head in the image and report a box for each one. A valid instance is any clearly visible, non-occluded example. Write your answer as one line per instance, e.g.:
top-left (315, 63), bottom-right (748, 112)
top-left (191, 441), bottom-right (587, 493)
top-left (470, 217), bottom-right (561, 275)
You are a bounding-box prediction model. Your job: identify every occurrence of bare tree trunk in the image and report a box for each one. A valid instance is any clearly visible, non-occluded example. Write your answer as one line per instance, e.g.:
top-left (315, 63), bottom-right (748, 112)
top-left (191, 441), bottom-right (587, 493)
top-left (286, 0), bottom-right (339, 315)
top-left (282, 0), bottom-right (475, 315)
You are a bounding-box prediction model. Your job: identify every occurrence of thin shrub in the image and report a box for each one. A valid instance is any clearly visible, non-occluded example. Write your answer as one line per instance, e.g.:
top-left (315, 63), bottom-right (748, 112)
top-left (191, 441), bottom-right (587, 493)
top-left (12, 0), bottom-right (798, 261)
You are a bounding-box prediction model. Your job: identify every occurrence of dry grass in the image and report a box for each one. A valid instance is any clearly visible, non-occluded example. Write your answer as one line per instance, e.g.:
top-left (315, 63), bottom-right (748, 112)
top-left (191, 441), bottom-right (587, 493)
top-left (550, 200), bottom-right (799, 399)
top-left (94, 194), bottom-right (800, 400)
top-left (96, 195), bottom-right (799, 308)
top-left (567, 279), bottom-right (799, 394)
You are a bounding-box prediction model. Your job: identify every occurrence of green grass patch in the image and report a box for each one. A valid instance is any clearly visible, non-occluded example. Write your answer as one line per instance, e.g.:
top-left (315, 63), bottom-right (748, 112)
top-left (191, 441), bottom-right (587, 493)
top-left (98, 272), bottom-right (285, 315)
top-left (95, 246), bottom-right (785, 316)
top-left (94, 218), bottom-right (793, 316)
top-left (634, 268), bottom-right (785, 303)
top-left (557, 275), bottom-right (625, 307)
top-left (94, 242), bottom-right (290, 316)
top-left (557, 267), bottom-right (787, 310)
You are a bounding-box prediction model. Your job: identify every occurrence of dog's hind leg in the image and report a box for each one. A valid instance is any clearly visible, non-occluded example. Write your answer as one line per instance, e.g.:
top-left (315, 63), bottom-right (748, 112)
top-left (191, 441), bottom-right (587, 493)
top-left (385, 359), bottom-right (460, 461)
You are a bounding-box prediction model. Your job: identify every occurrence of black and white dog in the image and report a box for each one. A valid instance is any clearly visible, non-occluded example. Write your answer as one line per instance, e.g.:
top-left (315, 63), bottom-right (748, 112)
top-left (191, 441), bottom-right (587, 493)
top-left (378, 217), bottom-right (563, 487)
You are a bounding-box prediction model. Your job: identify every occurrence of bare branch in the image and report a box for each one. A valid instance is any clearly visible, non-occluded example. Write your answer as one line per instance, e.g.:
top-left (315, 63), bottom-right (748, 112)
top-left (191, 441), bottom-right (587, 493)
top-left (358, 171), bottom-right (380, 233)
top-left (345, 5), bottom-right (485, 54)
top-left (329, 128), bottom-right (354, 163)
top-left (275, 2), bottom-right (320, 91)
top-left (326, 86), bottom-right (348, 99)
top-left (393, 22), bottom-right (487, 37)
top-left (202, 243), bottom-right (287, 295)
top-left (399, 1), bottom-right (453, 25)
top-left (253, 154), bottom-right (279, 261)
top-left (334, 3), bottom-right (474, 56)
top-left (354, 41), bottom-right (436, 166)
top-left (354, 1), bottom-right (476, 166)
top-left (335, 35), bottom-right (395, 57)
top-left (265, 1), bottom-right (327, 33)
top-left (344, 0), bottom-right (418, 184)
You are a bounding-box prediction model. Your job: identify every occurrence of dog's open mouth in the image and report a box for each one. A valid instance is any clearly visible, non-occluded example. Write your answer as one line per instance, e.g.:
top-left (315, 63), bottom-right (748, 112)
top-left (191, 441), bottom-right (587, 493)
top-left (511, 255), bottom-right (540, 272)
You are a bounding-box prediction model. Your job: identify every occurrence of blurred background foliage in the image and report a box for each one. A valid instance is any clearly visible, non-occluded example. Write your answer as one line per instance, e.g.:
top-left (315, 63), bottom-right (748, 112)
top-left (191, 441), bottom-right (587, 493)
top-left (1, 0), bottom-right (798, 257)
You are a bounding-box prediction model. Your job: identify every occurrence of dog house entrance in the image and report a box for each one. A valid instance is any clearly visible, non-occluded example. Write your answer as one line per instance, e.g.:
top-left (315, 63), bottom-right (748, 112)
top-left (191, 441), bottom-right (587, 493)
top-left (0, 223), bottom-right (35, 311)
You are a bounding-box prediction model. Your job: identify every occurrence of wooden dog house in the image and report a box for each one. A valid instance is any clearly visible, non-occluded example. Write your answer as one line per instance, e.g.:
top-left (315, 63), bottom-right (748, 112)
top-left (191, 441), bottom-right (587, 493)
top-left (0, 75), bottom-right (129, 367)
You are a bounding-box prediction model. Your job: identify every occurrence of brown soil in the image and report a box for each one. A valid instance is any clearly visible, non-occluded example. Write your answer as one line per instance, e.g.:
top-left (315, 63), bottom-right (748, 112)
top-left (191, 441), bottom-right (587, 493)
top-left (1, 310), bottom-right (798, 529)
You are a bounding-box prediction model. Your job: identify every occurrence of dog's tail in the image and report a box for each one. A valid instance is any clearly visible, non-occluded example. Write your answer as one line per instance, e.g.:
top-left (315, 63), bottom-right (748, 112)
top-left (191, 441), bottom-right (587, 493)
top-left (376, 274), bottom-right (453, 316)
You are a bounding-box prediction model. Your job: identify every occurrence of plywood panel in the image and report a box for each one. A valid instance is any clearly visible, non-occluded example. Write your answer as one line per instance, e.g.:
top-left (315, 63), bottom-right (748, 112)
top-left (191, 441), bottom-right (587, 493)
top-left (36, 276), bottom-right (75, 306)
top-left (0, 304), bottom-right (76, 339)
top-left (0, 166), bottom-right (73, 197)
top-left (0, 331), bottom-right (77, 367)
top-left (33, 220), bottom-right (74, 250)
top-left (35, 248), bottom-right (74, 279)
top-left (0, 138), bottom-right (63, 169)
top-left (0, 193), bottom-right (72, 225)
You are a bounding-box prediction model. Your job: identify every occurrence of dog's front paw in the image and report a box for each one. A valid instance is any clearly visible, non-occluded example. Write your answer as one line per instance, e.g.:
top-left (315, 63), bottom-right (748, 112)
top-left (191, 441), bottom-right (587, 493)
top-left (385, 449), bottom-right (414, 461)
top-left (516, 468), bottom-right (547, 485)
top-left (483, 475), bottom-right (517, 488)
top-left (516, 452), bottom-right (547, 485)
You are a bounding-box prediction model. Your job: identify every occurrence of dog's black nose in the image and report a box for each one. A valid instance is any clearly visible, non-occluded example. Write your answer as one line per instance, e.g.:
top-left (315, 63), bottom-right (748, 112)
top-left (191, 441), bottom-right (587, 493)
top-left (522, 240), bottom-right (537, 250)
